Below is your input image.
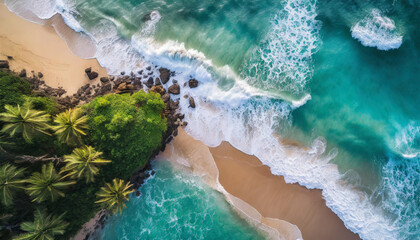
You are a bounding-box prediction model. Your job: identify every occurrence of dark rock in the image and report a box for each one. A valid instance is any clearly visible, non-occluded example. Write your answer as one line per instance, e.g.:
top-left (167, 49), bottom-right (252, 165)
top-left (168, 83), bottom-right (180, 95)
top-left (183, 82), bottom-right (188, 87)
top-left (189, 97), bottom-right (196, 108)
top-left (146, 66), bottom-right (152, 71)
top-left (121, 71), bottom-right (125, 75)
top-left (138, 70), bottom-right (143, 75)
top-left (188, 78), bottom-right (199, 88)
top-left (87, 71), bottom-right (98, 80)
top-left (183, 122), bottom-right (188, 127)
top-left (155, 78), bottom-right (161, 86)
top-left (159, 68), bottom-right (170, 84)
top-left (7, 56), bottom-right (13, 60)
top-left (19, 69), bottom-right (26, 78)
top-left (85, 67), bottom-right (91, 73)
top-left (148, 72), bottom-right (153, 75)
top-left (136, 191), bottom-right (141, 197)
top-left (38, 72), bottom-right (43, 78)
top-left (173, 128), bottom-right (178, 137)
top-left (150, 85), bottom-right (165, 95)
top-left (100, 77), bottom-right (109, 84)
top-left (162, 93), bottom-right (170, 103)
top-left (183, 95), bottom-right (188, 99)
top-left (0, 60), bottom-right (9, 69)
top-left (169, 100), bottom-right (179, 110)
top-left (172, 79), bottom-right (178, 84)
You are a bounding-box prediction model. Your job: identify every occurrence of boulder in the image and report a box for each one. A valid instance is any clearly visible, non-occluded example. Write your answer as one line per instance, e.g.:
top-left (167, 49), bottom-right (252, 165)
top-left (0, 60), bottom-right (9, 69)
top-left (7, 56), bottom-right (13, 60)
top-left (159, 68), bottom-right (171, 84)
top-left (188, 78), bottom-right (199, 88)
top-left (38, 72), bottom-right (43, 78)
top-left (146, 66), bottom-right (152, 71)
top-left (87, 71), bottom-right (98, 80)
top-left (100, 77), bottom-right (110, 84)
top-left (19, 69), bottom-right (27, 78)
top-left (189, 97), bottom-right (196, 108)
top-left (162, 93), bottom-right (170, 103)
top-left (121, 71), bottom-right (125, 75)
top-left (150, 85), bottom-right (166, 95)
top-left (155, 78), bottom-right (161, 86)
top-left (85, 67), bottom-right (91, 73)
top-left (168, 83), bottom-right (180, 95)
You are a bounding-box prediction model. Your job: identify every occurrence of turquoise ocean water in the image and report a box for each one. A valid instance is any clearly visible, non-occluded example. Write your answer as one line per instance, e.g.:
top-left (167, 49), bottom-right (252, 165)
top-left (100, 160), bottom-right (265, 240)
top-left (6, 0), bottom-right (420, 239)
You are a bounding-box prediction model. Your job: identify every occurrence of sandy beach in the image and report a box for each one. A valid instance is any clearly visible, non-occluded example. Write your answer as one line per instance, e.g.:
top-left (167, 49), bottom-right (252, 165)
top-left (163, 128), bottom-right (360, 240)
top-left (1, 2), bottom-right (359, 239)
top-left (0, 2), bottom-right (107, 95)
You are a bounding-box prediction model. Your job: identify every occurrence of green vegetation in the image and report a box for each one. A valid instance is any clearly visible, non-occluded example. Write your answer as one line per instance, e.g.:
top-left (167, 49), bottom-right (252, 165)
top-left (62, 146), bottom-right (110, 183)
top-left (95, 178), bottom-right (134, 214)
top-left (25, 163), bottom-right (76, 203)
top-left (0, 71), bottom-right (167, 239)
top-left (15, 209), bottom-right (68, 240)
top-left (52, 108), bottom-right (88, 146)
top-left (0, 72), bottom-right (31, 112)
top-left (0, 104), bottom-right (51, 143)
top-left (0, 164), bottom-right (25, 206)
top-left (85, 90), bottom-right (166, 179)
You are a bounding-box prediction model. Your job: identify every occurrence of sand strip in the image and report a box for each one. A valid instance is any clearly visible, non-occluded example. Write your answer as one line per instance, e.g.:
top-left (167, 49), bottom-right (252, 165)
top-left (0, 2), bottom-right (107, 95)
top-left (163, 128), bottom-right (360, 240)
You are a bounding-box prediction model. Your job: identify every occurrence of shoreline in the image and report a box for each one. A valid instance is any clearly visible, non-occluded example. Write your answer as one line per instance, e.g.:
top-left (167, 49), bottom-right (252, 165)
top-left (1, 2), bottom-right (359, 239)
top-left (0, 2), bottom-right (107, 95)
top-left (161, 128), bottom-right (360, 240)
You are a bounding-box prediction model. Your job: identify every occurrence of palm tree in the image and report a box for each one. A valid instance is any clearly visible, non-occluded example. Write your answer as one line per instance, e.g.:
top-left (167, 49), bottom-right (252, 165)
top-left (0, 104), bottom-right (51, 143)
top-left (14, 208), bottom-right (68, 240)
top-left (25, 163), bottom-right (75, 203)
top-left (62, 146), bottom-right (110, 183)
top-left (0, 164), bottom-right (25, 207)
top-left (52, 108), bottom-right (88, 146)
top-left (95, 178), bottom-right (134, 214)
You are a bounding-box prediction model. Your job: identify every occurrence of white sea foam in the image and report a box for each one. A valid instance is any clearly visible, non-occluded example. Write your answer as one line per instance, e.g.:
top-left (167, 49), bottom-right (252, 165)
top-left (242, 0), bottom-right (321, 96)
top-left (393, 122), bottom-right (420, 158)
top-left (351, 9), bottom-right (403, 51)
top-left (5, 0), bottom-right (401, 239)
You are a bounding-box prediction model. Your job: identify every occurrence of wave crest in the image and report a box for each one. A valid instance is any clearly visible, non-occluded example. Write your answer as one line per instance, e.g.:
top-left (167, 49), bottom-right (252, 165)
top-left (351, 9), bottom-right (402, 51)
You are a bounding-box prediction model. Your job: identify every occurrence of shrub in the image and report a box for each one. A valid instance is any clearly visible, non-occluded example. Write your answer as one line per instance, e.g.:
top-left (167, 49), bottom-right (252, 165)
top-left (84, 91), bottom-right (166, 179)
top-left (0, 73), bottom-right (31, 112)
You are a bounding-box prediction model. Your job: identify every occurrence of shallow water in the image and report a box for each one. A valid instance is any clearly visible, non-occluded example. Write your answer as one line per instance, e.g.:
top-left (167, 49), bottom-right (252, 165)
top-left (99, 160), bottom-right (265, 240)
top-left (6, 0), bottom-right (420, 239)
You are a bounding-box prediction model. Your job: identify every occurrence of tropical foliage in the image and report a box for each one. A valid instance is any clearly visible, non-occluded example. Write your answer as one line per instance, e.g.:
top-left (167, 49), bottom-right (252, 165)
top-left (0, 72), bottom-right (31, 112)
top-left (14, 208), bottom-right (68, 240)
top-left (25, 163), bottom-right (75, 203)
top-left (95, 178), bottom-right (134, 214)
top-left (52, 108), bottom-right (88, 146)
top-left (0, 164), bottom-right (25, 206)
top-left (0, 71), bottom-right (168, 239)
top-left (85, 91), bottom-right (166, 179)
top-left (62, 146), bottom-right (110, 183)
top-left (0, 104), bottom-right (51, 143)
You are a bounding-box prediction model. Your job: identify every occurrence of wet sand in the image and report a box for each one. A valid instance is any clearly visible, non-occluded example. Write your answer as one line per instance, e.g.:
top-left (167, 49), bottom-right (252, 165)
top-left (211, 141), bottom-right (360, 240)
top-left (164, 128), bottom-right (360, 240)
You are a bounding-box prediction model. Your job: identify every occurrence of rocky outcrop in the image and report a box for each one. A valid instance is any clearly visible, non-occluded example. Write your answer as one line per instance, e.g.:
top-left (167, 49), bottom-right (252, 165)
top-left (188, 78), bottom-right (199, 88)
top-left (159, 68), bottom-right (171, 84)
top-left (19, 69), bottom-right (27, 78)
top-left (189, 97), bottom-right (196, 108)
top-left (0, 60), bottom-right (9, 69)
top-left (87, 71), bottom-right (99, 80)
top-left (168, 83), bottom-right (180, 95)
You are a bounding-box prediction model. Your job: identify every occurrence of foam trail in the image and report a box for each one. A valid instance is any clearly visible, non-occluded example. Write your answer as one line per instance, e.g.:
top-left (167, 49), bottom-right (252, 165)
top-left (351, 9), bottom-right (403, 51)
top-left (242, 0), bottom-right (321, 97)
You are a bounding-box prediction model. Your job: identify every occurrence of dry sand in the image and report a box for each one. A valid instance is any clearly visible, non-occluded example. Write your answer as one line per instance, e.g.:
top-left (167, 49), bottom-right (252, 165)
top-left (163, 128), bottom-right (360, 240)
top-left (0, 2), bottom-right (107, 95)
